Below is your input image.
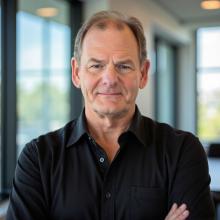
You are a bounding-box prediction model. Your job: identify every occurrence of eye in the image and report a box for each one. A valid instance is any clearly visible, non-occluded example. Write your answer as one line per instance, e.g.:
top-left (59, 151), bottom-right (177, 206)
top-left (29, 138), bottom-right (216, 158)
top-left (88, 63), bottom-right (105, 73)
top-left (91, 64), bottom-right (103, 69)
top-left (116, 64), bottom-right (132, 73)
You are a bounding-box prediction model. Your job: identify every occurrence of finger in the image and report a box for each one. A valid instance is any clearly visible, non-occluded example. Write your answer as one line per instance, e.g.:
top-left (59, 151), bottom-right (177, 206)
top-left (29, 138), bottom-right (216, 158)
top-left (168, 204), bottom-right (188, 220)
top-left (176, 203), bottom-right (187, 215)
top-left (169, 203), bottom-right (178, 215)
top-left (177, 210), bottom-right (190, 220)
top-left (165, 203), bottom-right (178, 219)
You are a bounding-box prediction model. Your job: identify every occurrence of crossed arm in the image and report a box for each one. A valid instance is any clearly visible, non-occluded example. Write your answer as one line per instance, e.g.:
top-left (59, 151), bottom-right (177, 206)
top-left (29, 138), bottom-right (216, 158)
top-left (6, 136), bottom-right (215, 219)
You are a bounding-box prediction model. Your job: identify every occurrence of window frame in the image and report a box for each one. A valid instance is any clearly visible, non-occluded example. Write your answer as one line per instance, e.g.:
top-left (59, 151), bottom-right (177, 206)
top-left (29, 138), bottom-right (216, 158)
top-left (1, 0), bottom-right (17, 197)
top-left (196, 27), bottom-right (220, 143)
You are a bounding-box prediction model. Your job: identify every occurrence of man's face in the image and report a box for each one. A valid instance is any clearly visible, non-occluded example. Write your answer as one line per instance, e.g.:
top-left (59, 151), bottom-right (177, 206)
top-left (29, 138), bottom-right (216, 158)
top-left (72, 22), bottom-right (149, 118)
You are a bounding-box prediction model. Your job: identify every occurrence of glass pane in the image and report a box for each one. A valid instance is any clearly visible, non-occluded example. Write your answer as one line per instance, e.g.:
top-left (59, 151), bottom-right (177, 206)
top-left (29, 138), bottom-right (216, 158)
top-left (197, 27), bottom-right (220, 68)
top-left (17, 0), bottom-right (71, 155)
top-left (197, 27), bottom-right (220, 142)
top-left (156, 40), bottom-right (176, 126)
top-left (197, 70), bottom-right (220, 142)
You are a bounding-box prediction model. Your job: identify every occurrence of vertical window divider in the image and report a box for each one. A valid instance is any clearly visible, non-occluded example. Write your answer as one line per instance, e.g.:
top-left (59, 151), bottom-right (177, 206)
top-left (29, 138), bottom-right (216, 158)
top-left (69, 0), bottom-right (83, 119)
top-left (1, 0), bottom-right (17, 196)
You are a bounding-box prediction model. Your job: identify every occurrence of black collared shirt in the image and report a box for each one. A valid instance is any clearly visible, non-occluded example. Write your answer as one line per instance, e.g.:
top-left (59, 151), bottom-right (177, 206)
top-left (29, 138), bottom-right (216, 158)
top-left (6, 108), bottom-right (215, 220)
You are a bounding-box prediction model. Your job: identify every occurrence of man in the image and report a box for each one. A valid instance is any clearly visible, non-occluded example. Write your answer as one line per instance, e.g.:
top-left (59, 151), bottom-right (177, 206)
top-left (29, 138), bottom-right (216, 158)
top-left (7, 11), bottom-right (214, 220)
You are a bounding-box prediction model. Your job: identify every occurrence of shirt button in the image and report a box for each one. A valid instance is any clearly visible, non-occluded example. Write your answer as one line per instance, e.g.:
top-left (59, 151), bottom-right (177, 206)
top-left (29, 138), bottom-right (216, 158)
top-left (99, 157), bottom-right (105, 163)
top-left (105, 192), bottom-right (111, 199)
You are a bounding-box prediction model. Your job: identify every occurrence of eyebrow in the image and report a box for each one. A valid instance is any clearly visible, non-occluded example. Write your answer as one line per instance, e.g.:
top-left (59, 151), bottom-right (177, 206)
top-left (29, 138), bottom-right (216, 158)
top-left (87, 58), bottom-right (105, 63)
top-left (87, 58), bottom-right (136, 68)
top-left (115, 59), bottom-right (134, 64)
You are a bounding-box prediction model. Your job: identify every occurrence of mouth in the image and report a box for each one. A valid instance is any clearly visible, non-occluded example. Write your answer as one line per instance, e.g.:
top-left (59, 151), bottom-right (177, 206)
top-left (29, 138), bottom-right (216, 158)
top-left (97, 92), bottom-right (122, 98)
top-left (97, 92), bottom-right (122, 96)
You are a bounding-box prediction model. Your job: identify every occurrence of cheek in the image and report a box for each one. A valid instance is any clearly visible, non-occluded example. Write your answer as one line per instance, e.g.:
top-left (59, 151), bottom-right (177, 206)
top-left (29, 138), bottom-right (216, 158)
top-left (123, 77), bottom-right (140, 94)
top-left (81, 76), bottom-right (98, 95)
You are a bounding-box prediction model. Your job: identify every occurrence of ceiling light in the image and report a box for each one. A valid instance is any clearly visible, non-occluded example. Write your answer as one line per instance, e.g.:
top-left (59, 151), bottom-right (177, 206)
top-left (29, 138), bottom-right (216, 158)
top-left (201, 0), bottom-right (220, 10)
top-left (36, 7), bottom-right (58, 17)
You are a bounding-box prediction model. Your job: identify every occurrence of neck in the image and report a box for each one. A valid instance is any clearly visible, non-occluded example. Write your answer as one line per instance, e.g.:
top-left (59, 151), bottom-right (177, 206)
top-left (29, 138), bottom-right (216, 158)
top-left (85, 107), bottom-right (135, 140)
top-left (85, 106), bottom-right (135, 162)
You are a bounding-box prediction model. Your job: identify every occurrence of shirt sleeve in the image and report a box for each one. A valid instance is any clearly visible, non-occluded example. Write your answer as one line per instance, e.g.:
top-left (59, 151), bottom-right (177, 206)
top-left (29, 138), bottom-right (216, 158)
top-left (6, 142), bottom-right (49, 220)
top-left (168, 134), bottom-right (215, 220)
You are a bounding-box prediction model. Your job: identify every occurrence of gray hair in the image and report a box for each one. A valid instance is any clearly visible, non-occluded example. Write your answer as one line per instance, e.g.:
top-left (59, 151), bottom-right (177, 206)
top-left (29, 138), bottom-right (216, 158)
top-left (73, 10), bottom-right (147, 65)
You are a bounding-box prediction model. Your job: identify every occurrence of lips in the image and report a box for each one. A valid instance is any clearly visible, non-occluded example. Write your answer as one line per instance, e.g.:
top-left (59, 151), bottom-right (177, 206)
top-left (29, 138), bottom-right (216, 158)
top-left (98, 92), bottom-right (121, 95)
top-left (96, 88), bottom-right (122, 95)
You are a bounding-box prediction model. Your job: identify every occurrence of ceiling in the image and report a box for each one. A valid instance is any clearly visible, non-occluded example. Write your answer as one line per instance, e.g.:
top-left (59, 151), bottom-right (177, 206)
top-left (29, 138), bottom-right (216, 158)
top-left (18, 0), bottom-right (220, 27)
top-left (153, 0), bottom-right (220, 26)
top-left (19, 0), bottom-right (70, 25)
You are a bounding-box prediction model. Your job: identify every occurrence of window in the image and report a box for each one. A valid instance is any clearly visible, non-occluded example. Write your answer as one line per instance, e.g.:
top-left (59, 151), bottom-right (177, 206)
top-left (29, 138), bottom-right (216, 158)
top-left (17, 0), bottom-right (71, 155)
top-left (154, 38), bottom-right (177, 127)
top-left (197, 27), bottom-right (220, 142)
top-left (1, 0), bottom-right (83, 195)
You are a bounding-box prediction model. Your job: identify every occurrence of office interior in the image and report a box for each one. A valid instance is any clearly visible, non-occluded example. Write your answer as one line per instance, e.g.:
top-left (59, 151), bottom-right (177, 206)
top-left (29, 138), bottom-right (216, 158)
top-left (0, 0), bottom-right (220, 219)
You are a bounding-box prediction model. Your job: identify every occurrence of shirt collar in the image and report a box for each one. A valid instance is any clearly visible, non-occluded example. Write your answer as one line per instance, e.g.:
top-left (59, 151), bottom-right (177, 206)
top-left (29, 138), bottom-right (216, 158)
top-left (126, 106), bottom-right (147, 147)
top-left (66, 109), bottom-right (88, 148)
top-left (66, 106), bottom-right (148, 148)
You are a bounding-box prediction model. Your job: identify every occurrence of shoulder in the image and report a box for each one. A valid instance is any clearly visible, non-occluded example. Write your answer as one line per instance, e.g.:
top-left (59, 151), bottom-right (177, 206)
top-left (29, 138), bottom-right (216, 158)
top-left (142, 115), bottom-right (196, 141)
top-left (19, 120), bottom-right (77, 165)
top-left (141, 116), bottom-right (205, 158)
top-left (142, 116), bottom-right (208, 180)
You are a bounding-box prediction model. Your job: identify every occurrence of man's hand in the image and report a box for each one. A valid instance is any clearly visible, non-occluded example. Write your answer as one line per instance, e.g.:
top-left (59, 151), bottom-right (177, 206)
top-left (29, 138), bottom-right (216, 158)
top-left (165, 203), bottom-right (189, 220)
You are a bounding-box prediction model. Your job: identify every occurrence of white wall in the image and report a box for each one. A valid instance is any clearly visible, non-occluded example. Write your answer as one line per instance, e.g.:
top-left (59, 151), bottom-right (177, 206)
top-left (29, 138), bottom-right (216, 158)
top-left (83, 0), bottom-right (196, 133)
top-left (83, 0), bottom-right (109, 19)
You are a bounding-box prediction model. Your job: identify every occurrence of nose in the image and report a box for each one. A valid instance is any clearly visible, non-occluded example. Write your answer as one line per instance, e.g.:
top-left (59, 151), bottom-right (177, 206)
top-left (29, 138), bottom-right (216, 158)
top-left (102, 65), bottom-right (118, 86)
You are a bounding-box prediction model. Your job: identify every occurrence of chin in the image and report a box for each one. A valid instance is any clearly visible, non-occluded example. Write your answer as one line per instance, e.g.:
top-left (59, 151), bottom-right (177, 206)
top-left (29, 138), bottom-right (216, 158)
top-left (93, 106), bottom-right (129, 118)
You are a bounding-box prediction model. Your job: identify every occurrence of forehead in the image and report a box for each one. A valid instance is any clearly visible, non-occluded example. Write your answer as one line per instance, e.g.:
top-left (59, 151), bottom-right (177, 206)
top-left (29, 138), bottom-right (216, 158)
top-left (81, 20), bottom-right (139, 59)
top-left (85, 19), bottom-right (136, 39)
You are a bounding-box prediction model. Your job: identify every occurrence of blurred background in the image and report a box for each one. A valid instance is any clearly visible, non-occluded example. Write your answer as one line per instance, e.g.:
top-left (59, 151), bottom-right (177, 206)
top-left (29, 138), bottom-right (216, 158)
top-left (0, 0), bottom-right (220, 218)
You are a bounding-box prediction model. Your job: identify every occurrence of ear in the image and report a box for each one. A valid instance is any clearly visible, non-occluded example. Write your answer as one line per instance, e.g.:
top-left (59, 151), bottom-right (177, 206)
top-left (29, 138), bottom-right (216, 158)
top-left (71, 57), bottom-right (81, 88)
top-left (139, 59), bottom-right (150, 89)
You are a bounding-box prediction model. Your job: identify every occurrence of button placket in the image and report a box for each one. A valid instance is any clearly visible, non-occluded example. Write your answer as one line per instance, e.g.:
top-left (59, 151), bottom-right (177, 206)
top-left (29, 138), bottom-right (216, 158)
top-left (101, 163), bottom-right (116, 220)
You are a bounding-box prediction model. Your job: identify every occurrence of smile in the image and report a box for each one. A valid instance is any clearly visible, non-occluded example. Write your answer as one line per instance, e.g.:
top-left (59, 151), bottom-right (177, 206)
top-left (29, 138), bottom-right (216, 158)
top-left (97, 93), bottom-right (122, 96)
